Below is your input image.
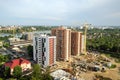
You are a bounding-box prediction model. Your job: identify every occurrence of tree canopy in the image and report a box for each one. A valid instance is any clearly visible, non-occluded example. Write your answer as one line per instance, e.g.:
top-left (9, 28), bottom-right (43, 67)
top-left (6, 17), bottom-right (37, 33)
top-left (32, 64), bottom-right (42, 80)
top-left (13, 66), bottom-right (22, 79)
top-left (87, 28), bottom-right (120, 58)
top-left (4, 66), bottom-right (11, 78)
top-left (27, 45), bottom-right (33, 58)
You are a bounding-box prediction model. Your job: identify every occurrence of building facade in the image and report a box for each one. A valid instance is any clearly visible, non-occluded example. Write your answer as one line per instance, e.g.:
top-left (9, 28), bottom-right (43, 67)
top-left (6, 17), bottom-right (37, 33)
top-left (51, 27), bottom-right (71, 61)
top-left (25, 32), bottom-right (33, 40)
top-left (81, 35), bottom-right (85, 53)
top-left (33, 34), bottom-right (56, 67)
top-left (71, 31), bottom-right (83, 56)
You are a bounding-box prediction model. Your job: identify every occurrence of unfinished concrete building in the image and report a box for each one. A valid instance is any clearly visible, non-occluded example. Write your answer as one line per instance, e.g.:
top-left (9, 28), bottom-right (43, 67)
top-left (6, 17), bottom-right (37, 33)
top-left (71, 31), bottom-right (83, 56)
top-left (51, 26), bottom-right (71, 61)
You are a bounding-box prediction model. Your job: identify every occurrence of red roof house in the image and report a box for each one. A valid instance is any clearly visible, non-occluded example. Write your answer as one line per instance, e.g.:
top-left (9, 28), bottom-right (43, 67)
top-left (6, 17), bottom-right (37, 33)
top-left (4, 58), bottom-right (31, 74)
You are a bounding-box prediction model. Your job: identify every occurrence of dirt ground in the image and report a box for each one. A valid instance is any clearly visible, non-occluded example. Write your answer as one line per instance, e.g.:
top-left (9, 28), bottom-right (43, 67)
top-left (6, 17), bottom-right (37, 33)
top-left (52, 53), bottom-right (120, 80)
top-left (79, 68), bottom-right (120, 80)
top-left (77, 54), bottom-right (120, 80)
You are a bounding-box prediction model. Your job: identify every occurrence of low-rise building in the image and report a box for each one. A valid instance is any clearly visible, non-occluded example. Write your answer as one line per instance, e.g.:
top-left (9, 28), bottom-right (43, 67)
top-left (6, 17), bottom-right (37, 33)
top-left (9, 38), bottom-right (20, 45)
top-left (4, 58), bottom-right (31, 74)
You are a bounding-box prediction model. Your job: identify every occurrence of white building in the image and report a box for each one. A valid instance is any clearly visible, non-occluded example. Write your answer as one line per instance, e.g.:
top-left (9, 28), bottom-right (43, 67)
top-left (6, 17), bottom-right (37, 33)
top-left (33, 34), bottom-right (56, 67)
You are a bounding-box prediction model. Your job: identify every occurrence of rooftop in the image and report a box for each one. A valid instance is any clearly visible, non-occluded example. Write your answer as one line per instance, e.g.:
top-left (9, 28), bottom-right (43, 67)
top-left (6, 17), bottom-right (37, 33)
top-left (4, 58), bottom-right (30, 69)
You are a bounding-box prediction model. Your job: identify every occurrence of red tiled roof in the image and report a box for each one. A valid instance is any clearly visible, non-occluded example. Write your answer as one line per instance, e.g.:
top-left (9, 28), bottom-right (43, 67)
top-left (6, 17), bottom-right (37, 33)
top-left (4, 58), bottom-right (30, 69)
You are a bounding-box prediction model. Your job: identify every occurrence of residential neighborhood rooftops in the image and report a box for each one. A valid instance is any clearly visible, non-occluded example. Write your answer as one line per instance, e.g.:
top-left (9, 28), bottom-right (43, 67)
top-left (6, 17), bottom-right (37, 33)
top-left (4, 58), bottom-right (30, 69)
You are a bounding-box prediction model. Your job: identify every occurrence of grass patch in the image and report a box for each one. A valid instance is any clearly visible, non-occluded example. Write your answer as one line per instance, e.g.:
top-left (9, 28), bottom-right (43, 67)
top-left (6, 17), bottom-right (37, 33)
top-left (95, 74), bottom-right (112, 80)
top-left (104, 54), bottom-right (111, 58)
top-left (110, 64), bottom-right (116, 69)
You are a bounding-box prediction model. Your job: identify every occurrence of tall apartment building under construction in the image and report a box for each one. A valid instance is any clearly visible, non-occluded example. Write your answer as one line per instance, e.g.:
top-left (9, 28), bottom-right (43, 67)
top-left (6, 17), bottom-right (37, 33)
top-left (51, 26), bottom-right (71, 61)
top-left (52, 26), bottom-right (85, 61)
top-left (71, 31), bottom-right (84, 56)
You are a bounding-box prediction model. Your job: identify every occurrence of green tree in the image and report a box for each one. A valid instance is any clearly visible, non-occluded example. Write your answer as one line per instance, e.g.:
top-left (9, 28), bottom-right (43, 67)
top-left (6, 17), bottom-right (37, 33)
top-left (19, 75), bottom-right (31, 80)
top-left (0, 55), bottom-right (4, 63)
top-left (9, 78), bottom-right (16, 80)
top-left (13, 66), bottom-right (22, 79)
top-left (31, 76), bottom-right (37, 80)
top-left (42, 66), bottom-right (53, 80)
top-left (3, 42), bottom-right (10, 48)
top-left (0, 54), bottom-right (9, 63)
top-left (87, 28), bottom-right (120, 59)
top-left (27, 45), bottom-right (33, 58)
top-left (32, 64), bottom-right (42, 80)
top-left (4, 66), bottom-right (11, 78)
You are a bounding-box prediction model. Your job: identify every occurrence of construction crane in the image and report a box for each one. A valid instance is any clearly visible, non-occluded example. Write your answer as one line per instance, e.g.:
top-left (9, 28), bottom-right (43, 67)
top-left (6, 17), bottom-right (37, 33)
top-left (83, 23), bottom-right (91, 55)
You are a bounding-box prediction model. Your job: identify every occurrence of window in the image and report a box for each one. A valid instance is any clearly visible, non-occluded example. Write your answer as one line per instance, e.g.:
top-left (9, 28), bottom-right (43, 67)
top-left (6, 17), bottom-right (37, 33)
top-left (43, 56), bottom-right (46, 61)
top-left (44, 39), bottom-right (46, 42)
top-left (42, 43), bottom-right (44, 47)
top-left (42, 38), bottom-right (46, 43)
top-left (42, 52), bottom-right (44, 56)
top-left (42, 61), bottom-right (44, 65)
top-left (42, 48), bottom-right (46, 52)
top-left (36, 50), bottom-right (38, 53)
top-left (44, 48), bottom-right (46, 52)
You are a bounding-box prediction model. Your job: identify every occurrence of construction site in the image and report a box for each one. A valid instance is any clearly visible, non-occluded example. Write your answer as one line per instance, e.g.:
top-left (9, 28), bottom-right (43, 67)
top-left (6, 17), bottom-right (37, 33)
top-left (50, 52), bottom-right (120, 80)
top-left (50, 24), bottom-right (120, 80)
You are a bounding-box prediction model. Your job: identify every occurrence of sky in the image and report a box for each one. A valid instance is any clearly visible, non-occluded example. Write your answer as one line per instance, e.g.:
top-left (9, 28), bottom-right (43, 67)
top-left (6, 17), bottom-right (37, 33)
top-left (0, 0), bottom-right (120, 26)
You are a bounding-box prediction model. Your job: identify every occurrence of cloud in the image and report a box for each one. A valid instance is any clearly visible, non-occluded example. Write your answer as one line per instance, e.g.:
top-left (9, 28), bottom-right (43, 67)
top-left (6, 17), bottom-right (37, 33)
top-left (107, 12), bottom-right (120, 18)
top-left (43, 16), bottom-right (62, 21)
top-left (0, 0), bottom-right (120, 25)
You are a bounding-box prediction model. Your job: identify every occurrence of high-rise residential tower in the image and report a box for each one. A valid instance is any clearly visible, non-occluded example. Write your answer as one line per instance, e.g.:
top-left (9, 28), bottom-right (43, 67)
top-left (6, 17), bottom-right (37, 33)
top-left (51, 26), bottom-right (71, 61)
top-left (33, 34), bottom-right (56, 67)
top-left (71, 31), bottom-right (83, 56)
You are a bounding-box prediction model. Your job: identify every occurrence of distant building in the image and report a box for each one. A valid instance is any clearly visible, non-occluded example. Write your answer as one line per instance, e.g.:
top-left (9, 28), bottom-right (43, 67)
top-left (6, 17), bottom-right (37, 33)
top-left (31, 27), bottom-right (36, 31)
top-left (9, 37), bottom-right (20, 42)
top-left (25, 31), bottom-right (51, 40)
top-left (51, 26), bottom-right (71, 61)
top-left (9, 37), bottom-right (20, 45)
top-left (33, 34), bottom-right (56, 67)
top-left (71, 31), bottom-right (83, 56)
top-left (4, 58), bottom-right (31, 74)
top-left (24, 32), bottom-right (33, 40)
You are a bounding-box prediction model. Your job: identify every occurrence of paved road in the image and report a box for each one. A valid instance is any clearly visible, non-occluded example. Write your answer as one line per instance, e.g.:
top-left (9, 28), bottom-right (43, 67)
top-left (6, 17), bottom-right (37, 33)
top-left (3, 47), bottom-right (17, 58)
top-left (22, 70), bottom-right (33, 77)
top-left (10, 40), bottom-right (32, 46)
